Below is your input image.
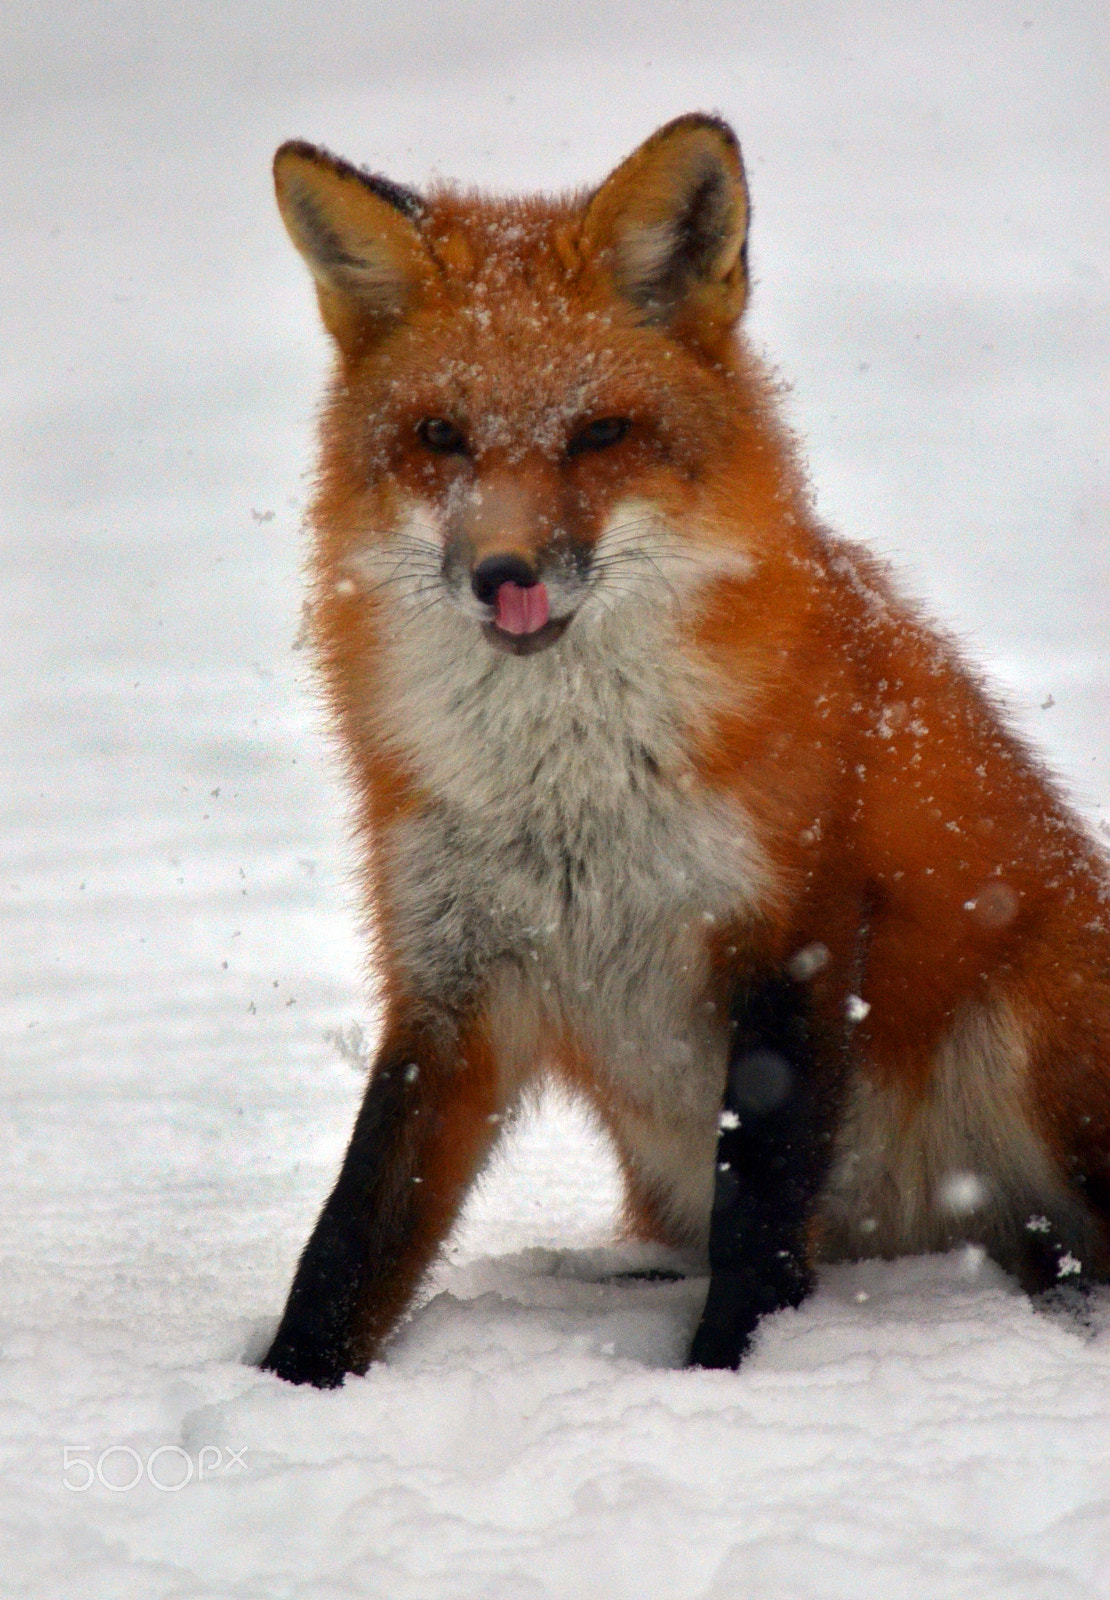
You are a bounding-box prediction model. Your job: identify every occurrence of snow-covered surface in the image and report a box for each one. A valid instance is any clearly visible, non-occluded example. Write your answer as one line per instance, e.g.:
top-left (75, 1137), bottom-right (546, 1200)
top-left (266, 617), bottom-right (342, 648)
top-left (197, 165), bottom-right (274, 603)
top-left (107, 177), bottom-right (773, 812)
top-left (3, 3), bottom-right (1109, 1594)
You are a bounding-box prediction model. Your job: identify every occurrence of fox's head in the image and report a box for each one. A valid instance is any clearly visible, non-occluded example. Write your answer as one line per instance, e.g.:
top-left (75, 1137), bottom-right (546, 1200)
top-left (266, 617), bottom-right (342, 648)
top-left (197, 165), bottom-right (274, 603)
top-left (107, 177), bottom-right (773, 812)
top-left (275, 116), bottom-right (790, 659)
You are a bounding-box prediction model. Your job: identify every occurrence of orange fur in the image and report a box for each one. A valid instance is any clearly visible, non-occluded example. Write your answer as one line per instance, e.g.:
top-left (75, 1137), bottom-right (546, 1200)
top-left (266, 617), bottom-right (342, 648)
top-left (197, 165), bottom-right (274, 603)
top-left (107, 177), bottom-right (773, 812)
top-left (262, 116), bottom-right (1110, 1383)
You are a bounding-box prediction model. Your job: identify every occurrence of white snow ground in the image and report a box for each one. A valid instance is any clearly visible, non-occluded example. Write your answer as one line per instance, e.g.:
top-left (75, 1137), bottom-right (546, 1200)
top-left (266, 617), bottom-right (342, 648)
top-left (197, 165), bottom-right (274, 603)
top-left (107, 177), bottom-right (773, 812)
top-left (2, 3), bottom-right (1109, 1595)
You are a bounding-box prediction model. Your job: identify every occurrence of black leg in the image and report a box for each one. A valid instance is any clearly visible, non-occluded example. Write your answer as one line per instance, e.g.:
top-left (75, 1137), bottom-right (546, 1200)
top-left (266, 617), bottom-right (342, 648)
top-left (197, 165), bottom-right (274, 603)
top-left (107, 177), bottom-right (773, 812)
top-left (688, 973), bottom-right (832, 1369)
top-left (260, 1051), bottom-right (418, 1388)
top-left (261, 1013), bottom-right (499, 1386)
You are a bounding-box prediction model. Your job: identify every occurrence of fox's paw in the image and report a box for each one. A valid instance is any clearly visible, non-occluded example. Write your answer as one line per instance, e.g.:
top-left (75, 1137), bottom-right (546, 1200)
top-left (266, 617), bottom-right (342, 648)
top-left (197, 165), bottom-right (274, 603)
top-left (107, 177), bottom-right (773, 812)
top-left (259, 1330), bottom-right (353, 1389)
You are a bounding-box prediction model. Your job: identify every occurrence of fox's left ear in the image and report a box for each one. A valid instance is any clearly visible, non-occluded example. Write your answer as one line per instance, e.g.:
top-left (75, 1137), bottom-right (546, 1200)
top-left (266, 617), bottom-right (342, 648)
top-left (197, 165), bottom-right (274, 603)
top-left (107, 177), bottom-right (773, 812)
top-left (580, 114), bottom-right (749, 346)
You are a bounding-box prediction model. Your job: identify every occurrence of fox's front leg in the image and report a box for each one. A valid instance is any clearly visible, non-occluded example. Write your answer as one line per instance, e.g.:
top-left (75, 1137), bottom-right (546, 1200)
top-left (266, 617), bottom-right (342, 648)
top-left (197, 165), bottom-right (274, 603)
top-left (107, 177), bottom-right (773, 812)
top-left (262, 1004), bottom-right (501, 1387)
top-left (688, 973), bottom-right (836, 1370)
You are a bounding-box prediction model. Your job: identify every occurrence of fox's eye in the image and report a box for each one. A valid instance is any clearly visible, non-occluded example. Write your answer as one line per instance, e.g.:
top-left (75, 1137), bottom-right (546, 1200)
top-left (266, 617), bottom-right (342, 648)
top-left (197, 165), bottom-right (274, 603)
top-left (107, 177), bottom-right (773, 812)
top-left (567, 417), bottom-right (631, 458)
top-left (417, 418), bottom-right (468, 455)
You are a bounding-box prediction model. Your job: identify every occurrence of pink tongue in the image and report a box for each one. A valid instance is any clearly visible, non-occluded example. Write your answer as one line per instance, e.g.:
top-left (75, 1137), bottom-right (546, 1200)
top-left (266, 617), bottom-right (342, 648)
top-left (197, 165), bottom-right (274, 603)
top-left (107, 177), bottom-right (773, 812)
top-left (495, 581), bottom-right (550, 636)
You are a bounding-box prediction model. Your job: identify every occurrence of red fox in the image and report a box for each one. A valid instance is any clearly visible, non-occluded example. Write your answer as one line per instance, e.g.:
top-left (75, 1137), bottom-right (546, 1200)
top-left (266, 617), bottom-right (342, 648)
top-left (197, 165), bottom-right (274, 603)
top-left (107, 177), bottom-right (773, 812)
top-left (261, 115), bottom-right (1110, 1385)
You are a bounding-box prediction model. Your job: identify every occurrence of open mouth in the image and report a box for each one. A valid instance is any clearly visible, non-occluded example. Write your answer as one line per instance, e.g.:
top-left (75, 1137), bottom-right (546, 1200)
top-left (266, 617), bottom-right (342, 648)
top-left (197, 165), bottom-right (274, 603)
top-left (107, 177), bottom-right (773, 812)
top-left (482, 580), bottom-right (570, 655)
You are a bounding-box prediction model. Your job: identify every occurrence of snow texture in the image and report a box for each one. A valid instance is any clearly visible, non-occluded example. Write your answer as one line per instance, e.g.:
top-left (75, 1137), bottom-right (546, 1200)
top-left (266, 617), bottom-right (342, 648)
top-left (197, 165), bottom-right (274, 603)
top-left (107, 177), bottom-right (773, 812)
top-left (3, 2), bottom-right (1109, 1595)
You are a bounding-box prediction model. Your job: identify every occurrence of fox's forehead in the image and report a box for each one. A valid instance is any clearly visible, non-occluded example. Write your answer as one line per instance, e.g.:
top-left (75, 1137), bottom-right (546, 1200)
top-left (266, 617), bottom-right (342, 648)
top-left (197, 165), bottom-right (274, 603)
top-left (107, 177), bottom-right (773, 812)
top-left (372, 250), bottom-right (668, 457)
top-left (376, 337), bottom-right (635, 464)
top-left (384, 343), bottom-right (621, 456)
top-left (419, 188), bottom-right (586, 287)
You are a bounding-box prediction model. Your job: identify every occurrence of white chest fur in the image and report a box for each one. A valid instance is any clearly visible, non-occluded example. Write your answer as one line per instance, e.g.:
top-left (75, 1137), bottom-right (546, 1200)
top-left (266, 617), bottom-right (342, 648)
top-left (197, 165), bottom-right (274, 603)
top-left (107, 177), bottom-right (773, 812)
top-left (370, 580), bottom-right (773, 1129)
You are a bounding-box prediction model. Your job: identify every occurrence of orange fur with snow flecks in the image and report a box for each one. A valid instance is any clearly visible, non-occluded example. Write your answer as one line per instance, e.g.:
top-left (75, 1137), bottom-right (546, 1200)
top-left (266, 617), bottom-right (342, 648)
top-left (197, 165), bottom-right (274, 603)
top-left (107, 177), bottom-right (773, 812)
top-left (260, 116), bottom-right (1110, 1387)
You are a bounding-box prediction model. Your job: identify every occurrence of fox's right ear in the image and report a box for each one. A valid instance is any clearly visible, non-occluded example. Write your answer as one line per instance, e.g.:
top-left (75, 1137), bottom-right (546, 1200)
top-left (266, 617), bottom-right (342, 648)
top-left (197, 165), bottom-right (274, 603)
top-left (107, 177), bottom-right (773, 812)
top-left (273, 142), bottom-right (434, 349)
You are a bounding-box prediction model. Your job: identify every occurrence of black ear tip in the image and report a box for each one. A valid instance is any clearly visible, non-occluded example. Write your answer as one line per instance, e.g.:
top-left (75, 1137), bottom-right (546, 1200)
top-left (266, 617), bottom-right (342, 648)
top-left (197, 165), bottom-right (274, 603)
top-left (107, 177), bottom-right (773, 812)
top-left (273, 139), bottom-right (333, 188)
top-left (656, 112), bottom-right (742, 160)
top-left (275, 137), bottom-right (324, 163)
top-left (272, 141), bottom-right (424, 224)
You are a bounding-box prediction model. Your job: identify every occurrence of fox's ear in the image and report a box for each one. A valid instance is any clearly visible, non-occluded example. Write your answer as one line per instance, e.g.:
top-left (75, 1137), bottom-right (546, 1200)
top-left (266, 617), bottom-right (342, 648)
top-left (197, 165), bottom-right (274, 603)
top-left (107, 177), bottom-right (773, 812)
top-left (580, 115), bottom-right (749, 344)
top-left (273, 142), bottom-right (434, 349)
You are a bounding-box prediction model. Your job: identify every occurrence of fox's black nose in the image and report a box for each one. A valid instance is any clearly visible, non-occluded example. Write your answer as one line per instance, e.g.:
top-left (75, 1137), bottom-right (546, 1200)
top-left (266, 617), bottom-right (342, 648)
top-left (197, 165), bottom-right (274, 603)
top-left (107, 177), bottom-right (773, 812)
top-left (471, 554), bottom-right (539, 605)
